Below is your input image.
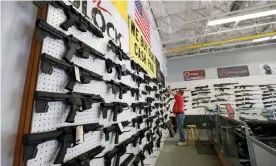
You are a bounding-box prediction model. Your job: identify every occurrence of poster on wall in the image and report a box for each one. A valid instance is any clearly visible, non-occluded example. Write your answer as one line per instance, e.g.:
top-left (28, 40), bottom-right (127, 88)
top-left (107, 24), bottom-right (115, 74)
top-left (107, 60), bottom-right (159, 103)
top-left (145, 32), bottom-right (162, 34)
top-left (183, 70), bottom-right (206, 81)
top-left (217, 65), bottom-right (249, 78)
top-left (259, 63), bottom-right (276, 75)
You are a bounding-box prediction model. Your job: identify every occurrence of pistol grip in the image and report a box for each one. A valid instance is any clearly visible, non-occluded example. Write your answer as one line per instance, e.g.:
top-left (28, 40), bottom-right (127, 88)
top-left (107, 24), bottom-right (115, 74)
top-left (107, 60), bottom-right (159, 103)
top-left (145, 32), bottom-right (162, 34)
top-left (23, 145), bottom-right (38, 161)
top-left (60, 10), bottom-right (78, 31)
top-left (64, 39), bottom-right (79, 62)
top-left (113, 111), bottom-right (118, 122)
top-left (35, 101), bottom-right (49, 113)
top-left (102, 109), bottom-right (108, 119)
top-left (65, 105), bottom-right (78, 123)
top-left (114, 132), bottom-right (119, 144)
top-left (65, 78), bottom-right (76, 91)
top-left (119, 89), bottom-right (123, 99)
top-left (104, 131), bottom-right (110, 141)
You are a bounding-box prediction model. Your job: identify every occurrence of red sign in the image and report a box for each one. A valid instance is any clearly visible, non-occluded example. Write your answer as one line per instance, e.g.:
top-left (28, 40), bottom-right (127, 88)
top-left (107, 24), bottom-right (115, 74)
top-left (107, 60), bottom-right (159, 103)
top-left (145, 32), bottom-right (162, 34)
top-left (183, 70), bottom-right (206, 81)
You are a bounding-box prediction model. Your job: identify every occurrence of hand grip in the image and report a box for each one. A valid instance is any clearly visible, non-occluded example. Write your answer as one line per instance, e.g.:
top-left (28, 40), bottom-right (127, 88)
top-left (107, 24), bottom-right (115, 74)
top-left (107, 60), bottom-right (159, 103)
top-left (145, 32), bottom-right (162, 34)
top-left (102, 109), bottom-right (108, 119)
top-left (65, 78), bottom-right (76, 91)
top-left (60, 9), bottom-right (78, 31)
top-left (65, 105), bottom-right (78, 123)
top-left (113, 110), bottom-right (118, 121)
top-left (64, 40), bottom-right (79, 62)
top-left (137, 123), bottom-right (140, 129)
top-left (119, 88), bottom-right (123, 99)
top-left (23, 145), bottom-right (37, 161)
top-left (104, 131), bottom-right (110, 141)
top-left (114, 131), bottom-right (119, 144)
top-left (115, 156), bottom-right (120, 166)
top-left (54, 142), bottom-right (71, 164)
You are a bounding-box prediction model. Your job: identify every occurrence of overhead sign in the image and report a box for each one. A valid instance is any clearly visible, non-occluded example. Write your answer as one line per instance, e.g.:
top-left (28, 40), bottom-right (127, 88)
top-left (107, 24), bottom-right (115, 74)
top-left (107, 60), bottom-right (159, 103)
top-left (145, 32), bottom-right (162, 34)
top-left (128, 17), bottom-right (156, 78)
top-left (217, 65), bottom-right (249, 78)
top-left (183, 70), bottom-right (206, 81)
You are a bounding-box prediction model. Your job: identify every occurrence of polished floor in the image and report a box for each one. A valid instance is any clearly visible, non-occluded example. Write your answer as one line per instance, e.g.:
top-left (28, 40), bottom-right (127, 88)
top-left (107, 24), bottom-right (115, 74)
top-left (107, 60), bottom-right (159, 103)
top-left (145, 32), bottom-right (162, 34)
top-left (155, 130), bottom-right (222, 166)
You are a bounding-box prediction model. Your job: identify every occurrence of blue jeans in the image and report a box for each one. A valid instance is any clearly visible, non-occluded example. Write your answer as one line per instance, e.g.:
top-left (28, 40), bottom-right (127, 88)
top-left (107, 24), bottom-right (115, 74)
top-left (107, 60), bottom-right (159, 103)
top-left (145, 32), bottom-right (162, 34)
top-left (176, 113), bottom-right (185, 142)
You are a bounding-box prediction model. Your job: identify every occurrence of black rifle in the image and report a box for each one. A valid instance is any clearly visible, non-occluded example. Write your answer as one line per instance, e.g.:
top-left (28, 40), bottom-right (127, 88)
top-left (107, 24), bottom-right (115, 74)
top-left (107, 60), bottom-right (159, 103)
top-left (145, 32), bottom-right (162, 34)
top-left (33, 1), bottom-right (103, 38)
top-left (133, 151), bottom-right (146, 166)
top-left (34, 91), bottom-right (103, 123)
top-left (215, 93), bottom-right (231, 97)
top-left (191, 89), bottom-right (210, 92)
top-left (236, 98), bottom-right (256, 102)
top-left (215, 87), bottom-right (230, 92)
top-left (235, 85), bottom-right (256, 89)
top-left (131, 102), bottom-right (147, 114)
top-left (132, 115), bottom-right (148, 129)
top-left (192, 97), bottom-right (211, 102)
top-left (40, 53), bottom-right (103, 91)
top-left (143, 141), bottom-right (154, 155)
top-left (146, 130), bottom-right (154, 141)
top-left (119, 153), bottom-right (135, 166)
top-left (144, 106), bottom-right (153, 115)
top-left (121, 70), bottom-right (144, 87)
top-left (191, 91), bottom-right (211, 96)
top-left (62, 145), bottom-right (105, 166)
top-left (130, 60), bottom-right (146, 74)
top-left (235, 93), bottom-right (259, 97)
top-left (104, 80), bottom-right (129, 99)
top-left (108, 40), bottom-right (129, 61)
top-left (236, 102), bottom-right (256, 107)
top-left (22, 123), bottom-right (103, 163)
top-left (35, 19), bottom-right (105, 62)
top-left (213, 83), bottom-right (238, 87)
top-left (195, 85), bottom-right (209, 90)
top-left (127, 87), bottom-right (140, 100)
top-left (262, 96), bottom-right (276, 100)
top-left (132, 127), bottom-right (151, 147)
top-left (146, 97), bottom-right (155, 104)
top-left (103, 121), bottom-right (130, 144)
top-left (235, 90), bottom-right (256, 93)
top-left (262, 93), bottom-right (273, 97)
top-left (105, 58), bottom-right (122, 80)
top-left (263, 101), bottom-right (276, 105)
top-left (100, 102), bottom-right (129, 121)
top-left (172, 88), bottom-right (187, 91)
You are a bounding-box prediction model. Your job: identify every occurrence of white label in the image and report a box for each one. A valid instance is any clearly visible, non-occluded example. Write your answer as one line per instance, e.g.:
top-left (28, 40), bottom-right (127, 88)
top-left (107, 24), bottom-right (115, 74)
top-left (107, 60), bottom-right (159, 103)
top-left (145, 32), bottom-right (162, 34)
top-left (74, 66), bottom-right (81, 82)
top-left (118, 122), bottom-right (124, 132)
top-left (76, 126), bottom-right (84, 145)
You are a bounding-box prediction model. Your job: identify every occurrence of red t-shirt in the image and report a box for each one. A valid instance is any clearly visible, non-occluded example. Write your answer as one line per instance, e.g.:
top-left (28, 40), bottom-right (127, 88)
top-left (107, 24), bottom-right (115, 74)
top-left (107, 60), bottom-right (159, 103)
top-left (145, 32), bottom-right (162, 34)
top-left (173, 93), bottom-right (184, 114)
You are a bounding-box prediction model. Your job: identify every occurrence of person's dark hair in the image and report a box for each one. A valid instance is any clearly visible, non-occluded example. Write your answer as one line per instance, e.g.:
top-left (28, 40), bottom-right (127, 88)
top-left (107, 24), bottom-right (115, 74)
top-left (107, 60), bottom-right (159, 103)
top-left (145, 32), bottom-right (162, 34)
top-left (178, 90), bottom-right (184, 95)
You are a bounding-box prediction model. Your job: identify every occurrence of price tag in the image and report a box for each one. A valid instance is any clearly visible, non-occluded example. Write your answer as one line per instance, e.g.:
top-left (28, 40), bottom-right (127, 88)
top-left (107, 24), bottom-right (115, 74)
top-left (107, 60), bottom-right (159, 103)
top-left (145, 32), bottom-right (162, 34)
top-left (74, 66), bottom-right (81, 82)
top-left (76, 126), bottom-right (84, 145)
top-left (118, 122), bottom-right (124, 132)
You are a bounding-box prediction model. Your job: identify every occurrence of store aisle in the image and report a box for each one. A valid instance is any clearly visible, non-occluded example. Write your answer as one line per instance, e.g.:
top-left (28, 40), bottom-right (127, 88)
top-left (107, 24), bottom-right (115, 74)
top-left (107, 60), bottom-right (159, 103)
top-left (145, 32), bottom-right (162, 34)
top-left (155, 132), bottom-right (222, 166)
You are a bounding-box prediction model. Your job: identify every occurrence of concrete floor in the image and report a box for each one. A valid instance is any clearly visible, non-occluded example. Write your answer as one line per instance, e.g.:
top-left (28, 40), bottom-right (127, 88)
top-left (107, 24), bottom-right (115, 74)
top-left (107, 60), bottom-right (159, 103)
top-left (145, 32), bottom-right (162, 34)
top-left (155, 131), bottom-right (222, 166)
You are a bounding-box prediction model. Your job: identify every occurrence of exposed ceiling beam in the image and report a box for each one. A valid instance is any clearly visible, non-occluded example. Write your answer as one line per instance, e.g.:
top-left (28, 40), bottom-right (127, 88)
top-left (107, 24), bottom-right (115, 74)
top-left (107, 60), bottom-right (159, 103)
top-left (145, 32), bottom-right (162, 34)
top-left (155, 2), bottom-right (276, 29)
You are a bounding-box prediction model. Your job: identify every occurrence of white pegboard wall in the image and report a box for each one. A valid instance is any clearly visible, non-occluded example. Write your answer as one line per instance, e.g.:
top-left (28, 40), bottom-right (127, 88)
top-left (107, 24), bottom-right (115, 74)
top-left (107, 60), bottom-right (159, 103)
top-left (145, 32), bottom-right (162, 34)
top-left (28, 1), bottom-right (169, 166)
top-left (168, 75), bottom-right (276, 115)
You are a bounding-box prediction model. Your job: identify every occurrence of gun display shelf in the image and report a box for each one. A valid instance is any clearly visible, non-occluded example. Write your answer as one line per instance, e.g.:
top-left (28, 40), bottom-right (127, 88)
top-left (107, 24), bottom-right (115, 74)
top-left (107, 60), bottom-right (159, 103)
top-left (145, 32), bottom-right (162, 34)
top-left (13, 1), bottom-right (170, 166)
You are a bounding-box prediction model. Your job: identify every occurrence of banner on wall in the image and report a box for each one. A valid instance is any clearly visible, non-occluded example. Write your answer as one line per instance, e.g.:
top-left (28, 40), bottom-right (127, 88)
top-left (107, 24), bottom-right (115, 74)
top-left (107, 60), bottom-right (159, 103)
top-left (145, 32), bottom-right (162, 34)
top-left (183, 70), bottom-right (206, 81)
top-left (217, 65), bottom-right (249, 78)
top-left (259, 63), bottom-right (276, 75)
top-left (128, 16), bottom-right (156, 77)
top-left (156, 59), bottom-right (165, 85)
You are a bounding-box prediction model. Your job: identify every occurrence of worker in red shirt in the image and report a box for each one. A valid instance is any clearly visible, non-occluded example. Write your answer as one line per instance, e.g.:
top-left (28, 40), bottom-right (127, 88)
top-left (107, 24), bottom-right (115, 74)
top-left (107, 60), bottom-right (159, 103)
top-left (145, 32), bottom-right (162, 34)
top-left (167, 86), bottom-right (186, 146)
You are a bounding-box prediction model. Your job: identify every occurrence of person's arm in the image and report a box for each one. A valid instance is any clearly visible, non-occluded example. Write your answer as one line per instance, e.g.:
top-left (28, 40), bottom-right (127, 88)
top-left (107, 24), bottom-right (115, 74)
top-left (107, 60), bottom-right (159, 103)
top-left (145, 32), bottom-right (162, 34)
top-left (167, 86), bottom-right (176, 96)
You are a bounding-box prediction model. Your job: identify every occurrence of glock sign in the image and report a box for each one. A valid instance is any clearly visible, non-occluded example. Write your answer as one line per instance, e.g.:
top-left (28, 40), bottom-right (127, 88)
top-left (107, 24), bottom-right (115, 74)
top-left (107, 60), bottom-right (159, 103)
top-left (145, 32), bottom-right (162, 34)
top-left (217, 65), bottom-right (249, 78)
top-left (183, 70), bottom-right (206, 81)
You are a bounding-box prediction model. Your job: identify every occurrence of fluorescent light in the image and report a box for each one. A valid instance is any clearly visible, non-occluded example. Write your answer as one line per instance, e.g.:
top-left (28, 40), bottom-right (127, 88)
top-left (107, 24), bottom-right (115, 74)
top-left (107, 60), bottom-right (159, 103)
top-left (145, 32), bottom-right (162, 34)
top-left (208, 9), bottom-right (276, 26)
top-left (252, 37), bottom-right (271, 42)
top-left (271, 36), bottom-right (276, 40)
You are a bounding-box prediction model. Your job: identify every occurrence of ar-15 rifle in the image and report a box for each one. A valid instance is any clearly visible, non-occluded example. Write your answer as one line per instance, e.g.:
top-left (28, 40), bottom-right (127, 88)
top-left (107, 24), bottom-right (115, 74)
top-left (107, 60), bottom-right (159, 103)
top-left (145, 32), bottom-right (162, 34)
top-left (119, 153), bottom-right (135, 166)
top-left (194, 85), bottom-right (209, 90)
top-left (132, 127), bottom-right (151, 147)
top-left (235, 90), bottom-right (256, 93)
top-left (100, 102), bottom-right (129, 121)
top-left (213, 83), bottom-right (238, 87)
top-left (236, 93), bottom-right (259, 97)
top-left (40, 53), bottom-right (103, 91)
top-left (263, 101), bottom-right (276, 105)
top-left (35, 19), bottom-right (105, 62)
top-left (121, 70), bottom-right (144, 87)
top-left (133, 151), bottom-right (146, 166)
top-left (192, 97), bottom-right (211, 102)
top-left (104, 137), bottom-right (133, 166)
top-left (215, 87), bottom-right (230, 92)
top-left (108, 40), bottom-right (129, 61)
top-left (131, 102), bottom-right (148, 114)
top-left (22, 123), bottom-right (103, 164)
top-left (235, 98), bottom-right (256, 102)
top-left (33, 1), bottom-right (103, 38)
top-left (236, 102), bottom-right (256, 108)
top-left (145, 116), bottom-right (156, 127)
top-left (130, 60), bottom-right (146, 74)
top-left (34, 91), bottom-right (103, 123)
top-left (62, 145), bottom-right (105, 166)
top-left (191, 91), bottom-right (211, 96)
top-left (262, 96), bottom-right (276, 100)
top-left (104, 80), bottom-right (129, 99)
top-left (132, 115), bottom-right (148, 129)
top-left (103, 121), bottom-right (131, 144)
top-left (215, 93), bottom-right (231, 97)
top-left (105, 58), bottom-right (122, 80)
top-left (235, 85), bottom-right (256, 89)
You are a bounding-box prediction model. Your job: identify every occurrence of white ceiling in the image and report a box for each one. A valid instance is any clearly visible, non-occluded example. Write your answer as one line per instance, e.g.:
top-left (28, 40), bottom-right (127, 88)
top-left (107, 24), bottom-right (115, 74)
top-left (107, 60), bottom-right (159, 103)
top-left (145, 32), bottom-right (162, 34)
top-left (147, 1), bottom-right (276, 59)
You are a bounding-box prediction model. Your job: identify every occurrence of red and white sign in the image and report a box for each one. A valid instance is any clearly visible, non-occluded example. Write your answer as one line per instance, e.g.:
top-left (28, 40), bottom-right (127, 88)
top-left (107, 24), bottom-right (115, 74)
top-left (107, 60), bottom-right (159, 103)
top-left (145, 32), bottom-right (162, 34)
top-left (183, 70), bottom-right (206, 81)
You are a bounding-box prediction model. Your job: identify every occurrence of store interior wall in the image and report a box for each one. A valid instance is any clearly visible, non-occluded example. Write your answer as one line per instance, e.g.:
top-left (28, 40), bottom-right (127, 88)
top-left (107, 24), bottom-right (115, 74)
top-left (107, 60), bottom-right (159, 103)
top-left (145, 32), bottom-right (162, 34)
top-left (167, 44), bottom-right (276, 82)
top-left (1, 1), bottom-right (37, 165)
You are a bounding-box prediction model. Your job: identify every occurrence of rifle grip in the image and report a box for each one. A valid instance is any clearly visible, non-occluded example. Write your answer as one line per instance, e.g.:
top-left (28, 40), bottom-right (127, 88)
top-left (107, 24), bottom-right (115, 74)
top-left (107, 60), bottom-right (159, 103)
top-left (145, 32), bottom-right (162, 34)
top-left (113, 111), bottom-right (118, 121)
top-left (115, 156), bottom-right (120, 166)
top-left (141, 160), bottom-right (144, 166)
top-left (119, 89), bottom-right (123, 99)
top-left (102, 109), bottom-right (108, 119)
top-left (65, 79), bottom-right (76, 91)
top-left (23, 145), bottom-right (38, 161)
top-left (65, 105), bottom-right (78, 123)
top-left (137, 123), bottom-right (140, 129)
top-left (64, 40), bottom-right (79, 62)
top-left (60, 16), bottom-right (77, 31)
top-left (53, 142), bottom-right (71, 164)
top-left (104, 131), bottom-right (110, 141)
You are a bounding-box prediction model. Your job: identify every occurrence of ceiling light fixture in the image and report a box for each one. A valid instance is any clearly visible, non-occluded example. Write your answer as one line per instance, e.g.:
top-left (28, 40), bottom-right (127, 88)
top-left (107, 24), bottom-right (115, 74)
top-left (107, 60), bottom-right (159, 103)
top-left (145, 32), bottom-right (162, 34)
top-left (208, 9), bottom-right (276, 26)
top-left (252, 37), bottom-right (271, 42)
